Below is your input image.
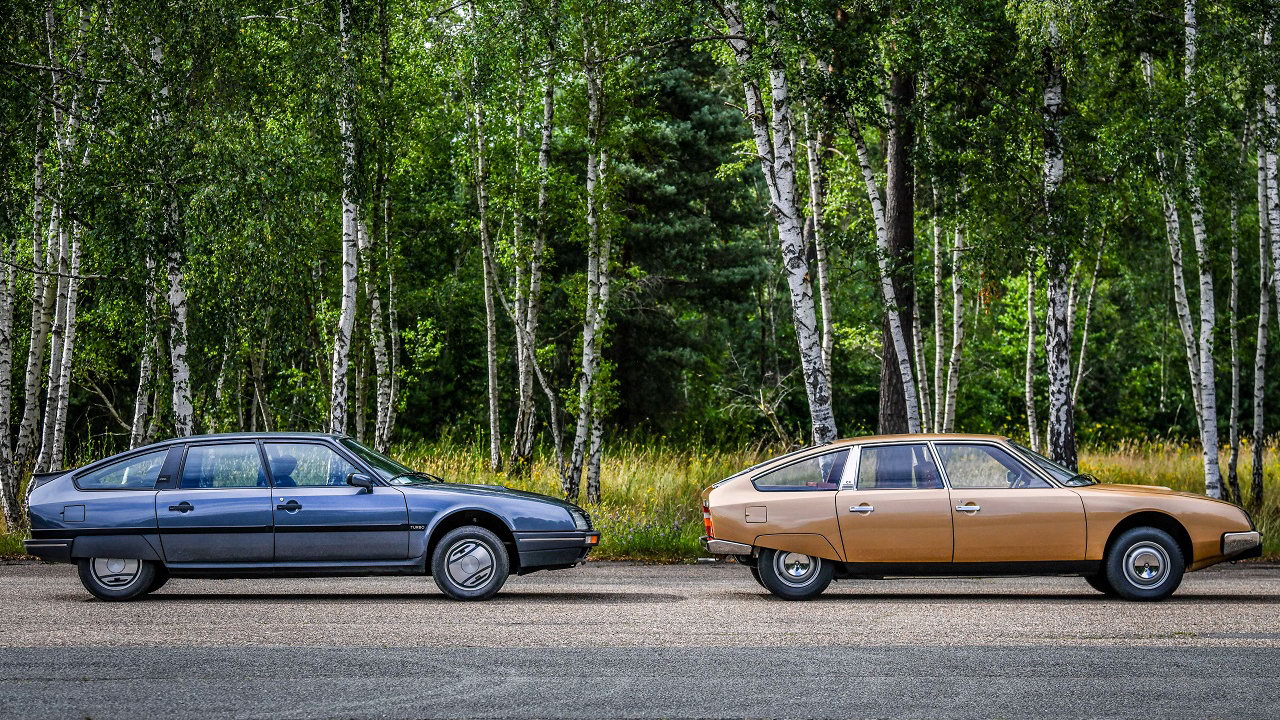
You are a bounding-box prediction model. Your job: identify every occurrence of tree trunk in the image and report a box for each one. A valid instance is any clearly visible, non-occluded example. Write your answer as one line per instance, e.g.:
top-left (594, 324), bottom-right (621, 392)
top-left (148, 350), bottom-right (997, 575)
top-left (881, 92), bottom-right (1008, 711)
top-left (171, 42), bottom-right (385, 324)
top-left (0, 229), bottom-right (17, 530)
top-left (931, 187), bottom-right (945, 433)
top-left (942, 223), bottom-right (964, 433)
top-left (1182, 0), bottom-right (1222, 499)
top-left (850, 115), bottom-right (922, 433)
top-left (878, 68), bottom-right (917, 435)
top-left (1024, 266), bottom-right (1040, 451)
top-left (48, 233), bottom-right (81, 470)
top-left (528, 18), bottom-right (561, 475)
top-left (37, 207), bottom-right (69, 472)
top-left (130, 256), bottom-right (156, 449)
top-left (1071, 239), bottom-right (1104, 409)
top-left (586, 174), bottom-right (613, 505)
top-left (1226, 196), bottom-right (1241, 504)
top-left (329, 0), bottom-right (360, 435)
top-left (1252, 144), bottom-right (1271, 510)
top-left (473, 98), bottom-right (503, 474)
top-left (719, 0), bottom-right (837, 446)
top-left (911, 294), bottom-right (930, 432)
top-left (165, 247), bottom-right (194, 436)
top-left (1266, 25), bottom-right (1280, 318)
top-left (803, 109), bottom-right (834, 382)
top-left (1042, 26), bottom-right (1075, 467)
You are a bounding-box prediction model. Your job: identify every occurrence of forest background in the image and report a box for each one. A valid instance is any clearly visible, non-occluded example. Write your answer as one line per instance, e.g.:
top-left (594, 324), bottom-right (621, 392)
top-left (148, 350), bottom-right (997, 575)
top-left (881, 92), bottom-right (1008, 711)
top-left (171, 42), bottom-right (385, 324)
top-left (2, 0), bottom-right (1279, 559)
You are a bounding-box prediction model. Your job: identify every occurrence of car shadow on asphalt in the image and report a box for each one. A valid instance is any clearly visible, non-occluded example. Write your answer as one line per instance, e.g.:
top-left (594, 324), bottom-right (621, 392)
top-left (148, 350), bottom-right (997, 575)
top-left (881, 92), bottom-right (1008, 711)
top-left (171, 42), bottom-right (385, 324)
top-left (727, 591), bottom-right (1280, 603)
top-left (132, 591), bottom-right (686, 604)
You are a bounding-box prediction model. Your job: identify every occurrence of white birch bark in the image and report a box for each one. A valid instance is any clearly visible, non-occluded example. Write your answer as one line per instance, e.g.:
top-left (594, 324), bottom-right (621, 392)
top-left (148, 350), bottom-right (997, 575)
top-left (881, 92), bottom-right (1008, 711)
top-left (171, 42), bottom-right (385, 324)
top-left (1265, 26), bottom-right (1280, 336)
top-left (1142, 52), bottom-right (1204, 428)
top-left (1024, 266), bottom-right (1040, 451)
top-left (37, 207), bottom-right (69, 472)
top-left (0, 232), bottom-right (17, 529)
top-left (719, 0), bottom-right (837, 445)
top-left (911, 295), bottom-right (930, 432)
top-left (1182, 0), bottom-right (1222, 498)
top-left (48, 234), bottom-right (80, 470)
top-left (566, 28), bottom-right (606, 498)
top-left (942, 224), bottom-right (965, 433)
top-left (166, 248), bottom-right (194, 436)
top-left (473, 97), bottom-right (503, 473)
top-left (130, 256), bottom-right (156, 449)
top-left (359, 218), bottom-right (393, 452)
top-left (803, 109), bottom-right (834, 382)
top-left (1226, 196), bottom-right (1241, 503)
top-left (1042, 22), bottom-right (1075, 466)
top-left (530, 32), bottom-right (561, 474)
top-left (932, 188), bottom-right (945, 433)
top-left (586, 170), bottom-right (613, 505)
top-left (1071, 240), bottom-right (1104, 408)
top-left (850, 115), bottom-right (922, 433)
top-left (329, 0), bottom-right (360, 435)
top-left (1252, 144), bottom-right (1271, 509)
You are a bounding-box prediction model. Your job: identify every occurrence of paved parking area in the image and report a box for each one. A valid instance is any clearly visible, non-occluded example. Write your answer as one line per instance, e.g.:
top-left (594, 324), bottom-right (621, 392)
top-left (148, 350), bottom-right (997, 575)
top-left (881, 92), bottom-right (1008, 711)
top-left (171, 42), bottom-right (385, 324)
top-left (1, 560), bottom-right (1278, 718)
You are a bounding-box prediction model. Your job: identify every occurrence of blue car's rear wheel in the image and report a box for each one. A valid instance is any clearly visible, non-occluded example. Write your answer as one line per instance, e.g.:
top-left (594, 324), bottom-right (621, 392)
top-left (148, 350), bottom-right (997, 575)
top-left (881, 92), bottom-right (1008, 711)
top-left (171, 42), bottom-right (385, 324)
top-left (76, 557), bottom-right (157, 601)
top-left (431, 526), bottom-right (509, 600)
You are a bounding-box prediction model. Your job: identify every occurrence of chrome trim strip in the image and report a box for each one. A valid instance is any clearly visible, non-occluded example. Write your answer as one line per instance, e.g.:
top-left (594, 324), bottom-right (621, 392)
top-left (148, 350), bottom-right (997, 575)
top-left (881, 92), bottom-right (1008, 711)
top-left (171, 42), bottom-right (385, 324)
top-left (1223, 531), bottom-right (1262, 556)
top-left (700, 537), bottom-right (752, 555)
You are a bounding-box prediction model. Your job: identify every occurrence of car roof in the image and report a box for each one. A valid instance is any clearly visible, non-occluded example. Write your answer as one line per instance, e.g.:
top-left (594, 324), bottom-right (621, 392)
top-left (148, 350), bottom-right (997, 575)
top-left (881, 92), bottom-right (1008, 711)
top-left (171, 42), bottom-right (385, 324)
top-left (142, 432), bottom-right (348, 449)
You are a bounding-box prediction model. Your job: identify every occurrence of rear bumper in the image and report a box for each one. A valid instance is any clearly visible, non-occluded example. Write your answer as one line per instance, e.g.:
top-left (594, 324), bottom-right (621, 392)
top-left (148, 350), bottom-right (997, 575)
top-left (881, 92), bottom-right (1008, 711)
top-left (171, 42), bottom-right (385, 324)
top-left (700, 536), bottom-right (752, 555)
top-left (1223, 531), bottom-right (1263, 560)
top-left (513, 530), bottom-right (599, 570)
top-left (23, 539), bottom-right (72, 563)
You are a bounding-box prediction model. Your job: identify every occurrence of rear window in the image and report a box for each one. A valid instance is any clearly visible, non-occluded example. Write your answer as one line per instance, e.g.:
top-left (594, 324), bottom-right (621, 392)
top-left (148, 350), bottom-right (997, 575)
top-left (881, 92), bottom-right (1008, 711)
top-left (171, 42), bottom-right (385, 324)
top-left (752, 450), bottom-right (848, 491)
top-left (75, 450), bottom-right (167, 490)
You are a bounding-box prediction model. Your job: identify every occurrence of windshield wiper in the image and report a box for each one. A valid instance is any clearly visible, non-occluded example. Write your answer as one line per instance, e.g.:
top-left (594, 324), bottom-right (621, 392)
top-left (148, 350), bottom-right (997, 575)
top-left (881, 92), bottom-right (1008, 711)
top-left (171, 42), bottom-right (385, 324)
top-left (1064, 472), bottom-right (1098, 487)
top-left (386, 470), bottom-right (444, 484)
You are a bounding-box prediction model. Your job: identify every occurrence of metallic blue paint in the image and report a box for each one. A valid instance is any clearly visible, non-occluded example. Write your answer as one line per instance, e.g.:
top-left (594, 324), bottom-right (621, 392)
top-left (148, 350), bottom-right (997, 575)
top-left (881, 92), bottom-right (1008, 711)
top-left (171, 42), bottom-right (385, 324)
top-left (25, 432), bottom-right (595, 582)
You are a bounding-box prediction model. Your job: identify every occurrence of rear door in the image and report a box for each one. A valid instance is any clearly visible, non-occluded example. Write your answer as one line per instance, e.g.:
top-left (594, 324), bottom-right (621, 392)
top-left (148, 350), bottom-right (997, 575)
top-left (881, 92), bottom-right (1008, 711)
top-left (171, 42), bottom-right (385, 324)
top-left (265, 441), bottom-right (409, 562)
top-left (934, 442), bottom-right (1086, 563)
top-left (156, 442), bottom-right (274, 563)
top-left (835, 443), bottom-right (953, 563)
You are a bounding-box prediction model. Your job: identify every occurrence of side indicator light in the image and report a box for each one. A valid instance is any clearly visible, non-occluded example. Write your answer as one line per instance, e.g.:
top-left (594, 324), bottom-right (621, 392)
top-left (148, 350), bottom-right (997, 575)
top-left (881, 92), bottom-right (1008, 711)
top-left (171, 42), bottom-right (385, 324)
top-left (585, 534), bottom-right (599, 545)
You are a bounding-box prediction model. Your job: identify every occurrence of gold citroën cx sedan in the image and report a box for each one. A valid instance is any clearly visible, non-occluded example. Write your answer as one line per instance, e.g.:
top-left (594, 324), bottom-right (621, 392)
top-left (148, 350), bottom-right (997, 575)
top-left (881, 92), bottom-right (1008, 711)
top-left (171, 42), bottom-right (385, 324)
top-left (700, 434), bottom-right (1262, 601)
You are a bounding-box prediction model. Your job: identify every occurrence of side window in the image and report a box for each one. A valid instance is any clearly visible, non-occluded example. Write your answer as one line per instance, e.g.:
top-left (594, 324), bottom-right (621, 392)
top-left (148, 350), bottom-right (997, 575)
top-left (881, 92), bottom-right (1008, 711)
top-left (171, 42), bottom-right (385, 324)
top-left (180, 444), bottom-right (266, 488)
top-left (76, 450), bottom-right (167, 490)
top-left (265, 443), bottom-right (361, 487)
top-left (935, 444), bottom-right (1049, 489)
top-left (752, 450), bottom-right (848, 491)
top-left (857, 444), bottom-right (943, 490)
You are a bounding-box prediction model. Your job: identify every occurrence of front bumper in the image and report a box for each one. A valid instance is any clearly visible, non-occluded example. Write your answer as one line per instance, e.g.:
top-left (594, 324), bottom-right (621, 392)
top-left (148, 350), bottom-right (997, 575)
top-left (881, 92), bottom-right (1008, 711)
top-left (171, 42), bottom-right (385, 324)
top-left (700, 536), bottom-right (752, 555)
top-left (1223, 531), bottom-right (1263, 560)
top-left (513, 530), bottom-right (599, 571)
top-left (23, 539), bottom-right (72, 563)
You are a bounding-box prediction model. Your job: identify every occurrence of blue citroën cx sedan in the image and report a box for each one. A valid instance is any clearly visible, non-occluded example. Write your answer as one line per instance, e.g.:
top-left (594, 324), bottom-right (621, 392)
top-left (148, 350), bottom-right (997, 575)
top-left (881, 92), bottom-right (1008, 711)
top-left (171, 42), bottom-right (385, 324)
top-left (23, 433), bottom-right (598, 601)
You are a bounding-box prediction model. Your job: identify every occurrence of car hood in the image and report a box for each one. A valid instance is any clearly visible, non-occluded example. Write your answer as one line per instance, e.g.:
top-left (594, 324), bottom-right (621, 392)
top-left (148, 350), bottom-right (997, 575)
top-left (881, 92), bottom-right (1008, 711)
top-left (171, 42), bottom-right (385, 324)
top-left (399, 481), bottom-right (579, 510)
top-left (1076, 482), bottom-right (1230, 505)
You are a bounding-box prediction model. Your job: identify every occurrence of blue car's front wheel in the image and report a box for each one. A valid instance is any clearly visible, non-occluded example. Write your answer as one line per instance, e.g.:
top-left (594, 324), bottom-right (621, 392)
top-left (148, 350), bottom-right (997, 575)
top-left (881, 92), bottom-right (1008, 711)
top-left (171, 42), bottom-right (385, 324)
top-left (431, 526), bottom-right (510, 600)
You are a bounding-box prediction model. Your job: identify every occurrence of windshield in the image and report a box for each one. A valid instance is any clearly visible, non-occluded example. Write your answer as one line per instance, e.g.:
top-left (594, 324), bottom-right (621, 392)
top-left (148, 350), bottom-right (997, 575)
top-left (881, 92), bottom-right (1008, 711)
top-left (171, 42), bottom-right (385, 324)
top-left (1009, 442), bottom-right (1094, 486)
top-left (340, 438), bottom-right (417, 481)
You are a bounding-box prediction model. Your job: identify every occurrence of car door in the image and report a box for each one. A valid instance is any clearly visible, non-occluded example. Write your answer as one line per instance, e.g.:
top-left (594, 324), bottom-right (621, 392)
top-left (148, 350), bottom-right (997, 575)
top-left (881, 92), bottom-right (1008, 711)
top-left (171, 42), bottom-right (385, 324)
top-left (265, 441), bottom-right (410, 562)
top-left (156, 442), bottom-right (274, 563)
top-left (934, 442), bottom-right (1086, 563)
top-left (835, 443), bottom-right (953, 564)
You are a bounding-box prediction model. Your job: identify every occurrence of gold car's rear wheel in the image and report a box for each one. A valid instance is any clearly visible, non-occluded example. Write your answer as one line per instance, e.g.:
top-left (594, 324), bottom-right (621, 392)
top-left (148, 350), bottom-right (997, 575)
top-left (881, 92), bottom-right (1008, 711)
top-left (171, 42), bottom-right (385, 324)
top-left (756, 548), bottom-right (833, 600)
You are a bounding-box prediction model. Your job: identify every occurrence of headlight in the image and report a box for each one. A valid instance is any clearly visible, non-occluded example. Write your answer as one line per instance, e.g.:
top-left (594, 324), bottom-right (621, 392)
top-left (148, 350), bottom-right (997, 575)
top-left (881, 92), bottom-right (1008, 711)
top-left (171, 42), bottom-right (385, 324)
top-left (568, 507), bottom-right (591, 531)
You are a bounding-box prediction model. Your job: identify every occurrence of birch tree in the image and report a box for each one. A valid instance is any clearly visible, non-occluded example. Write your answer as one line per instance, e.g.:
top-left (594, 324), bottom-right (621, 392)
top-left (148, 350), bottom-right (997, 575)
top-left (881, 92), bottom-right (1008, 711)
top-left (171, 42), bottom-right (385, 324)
top-left (941, 223), bottom-right (964, 433)
top-left (329, 0), bottom-right (360, 435)
top-left (1024, 265), bottom-right (1040, 450)
top-left (716, 0), bottom-right (837, 445)
top-left (472, 94), bottom-right (503, 473)
top-left (1251, 145), bottom-right (1271, 510)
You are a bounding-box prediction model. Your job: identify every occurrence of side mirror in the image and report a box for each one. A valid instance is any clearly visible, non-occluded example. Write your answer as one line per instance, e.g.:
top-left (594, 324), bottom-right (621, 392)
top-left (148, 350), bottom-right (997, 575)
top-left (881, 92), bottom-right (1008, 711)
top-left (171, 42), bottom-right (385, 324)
top-left (347, 473), bottom-right (375, 493)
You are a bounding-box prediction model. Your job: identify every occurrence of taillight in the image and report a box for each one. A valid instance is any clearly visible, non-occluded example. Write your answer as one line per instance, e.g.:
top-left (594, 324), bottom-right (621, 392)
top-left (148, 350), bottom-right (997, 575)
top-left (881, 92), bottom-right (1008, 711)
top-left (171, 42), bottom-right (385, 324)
top-left (702, 503), bottom-right (714, 537)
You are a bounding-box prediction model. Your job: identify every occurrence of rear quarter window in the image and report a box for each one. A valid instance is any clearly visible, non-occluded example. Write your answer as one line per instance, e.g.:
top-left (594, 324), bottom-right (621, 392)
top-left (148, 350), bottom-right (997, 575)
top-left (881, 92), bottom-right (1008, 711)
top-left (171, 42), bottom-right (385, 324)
top-left (751, 450), bottom-right (848, 491)
top-left (75, 450), bottom-right (167, 490)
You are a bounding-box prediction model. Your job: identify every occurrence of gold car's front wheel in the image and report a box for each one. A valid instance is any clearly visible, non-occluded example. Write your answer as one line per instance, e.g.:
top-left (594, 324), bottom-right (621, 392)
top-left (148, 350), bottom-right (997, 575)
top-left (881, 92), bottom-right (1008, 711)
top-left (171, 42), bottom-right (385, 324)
top-left (1103, 527), bottom-right (1185, 602)
top-left (756, 548), bottom-right (833, 600)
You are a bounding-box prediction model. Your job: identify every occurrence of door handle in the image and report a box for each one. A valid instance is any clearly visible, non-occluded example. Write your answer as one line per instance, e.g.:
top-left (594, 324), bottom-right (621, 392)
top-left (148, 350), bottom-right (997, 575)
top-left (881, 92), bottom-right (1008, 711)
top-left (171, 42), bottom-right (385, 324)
top-left (277, 500), bottom-right (302, 512)
top-left (955, 504), bottom-right (981, 513)
top-left (848, 505), bottom-right (874, 514)
top-left (168, 501), bottom-right (194, 513)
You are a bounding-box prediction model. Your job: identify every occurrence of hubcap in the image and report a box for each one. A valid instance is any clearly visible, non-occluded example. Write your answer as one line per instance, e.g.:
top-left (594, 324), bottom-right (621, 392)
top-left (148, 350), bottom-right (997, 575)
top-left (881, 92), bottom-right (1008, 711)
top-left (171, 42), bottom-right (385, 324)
top-left (445, 539), bottom-right (495, 590)
top-left (91, 558), bottom-right (141, 589)
top-left (1122, 541), bottom-right (1170, 588)
top-left (773, 551), bottom-right (820, 588)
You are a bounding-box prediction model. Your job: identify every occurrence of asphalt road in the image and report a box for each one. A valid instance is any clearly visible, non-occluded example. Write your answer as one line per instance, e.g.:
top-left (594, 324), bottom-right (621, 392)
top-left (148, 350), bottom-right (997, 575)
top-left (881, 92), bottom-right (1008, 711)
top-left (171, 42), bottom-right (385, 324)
top-left (1, 560), bottom-right (1278, 719)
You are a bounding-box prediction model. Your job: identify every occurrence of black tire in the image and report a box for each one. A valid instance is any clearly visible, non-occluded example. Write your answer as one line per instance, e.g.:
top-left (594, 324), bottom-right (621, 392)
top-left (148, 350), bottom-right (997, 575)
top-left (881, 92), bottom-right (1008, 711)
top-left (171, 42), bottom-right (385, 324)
top-left (1104, 527), bottom-right (1185, 602)
top-left (1083, 573), bottom-right (1117, 596)
top-left (431, 526), bottom-right (510, 601)
top-left (748, 565), bottom-right (767, 589)
top-left (143, 567), bottom-right (170, 595)
top-left (76, 558), bottom-right (157, 601)
top-left (756, 547), bottom-right (833, 600)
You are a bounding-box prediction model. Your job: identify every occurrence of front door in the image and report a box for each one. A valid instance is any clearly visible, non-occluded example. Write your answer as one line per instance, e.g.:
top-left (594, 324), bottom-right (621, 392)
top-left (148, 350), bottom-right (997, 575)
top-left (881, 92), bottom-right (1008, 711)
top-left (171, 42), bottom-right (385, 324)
top-left (157, 442), bottom-right (274, 563)
top-left (836, 443), bottom-right (953, 564)
top-left (265, 442), bottom-right (410, 562)
top-left (934, 442), bottom-right (1086, 563)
